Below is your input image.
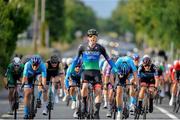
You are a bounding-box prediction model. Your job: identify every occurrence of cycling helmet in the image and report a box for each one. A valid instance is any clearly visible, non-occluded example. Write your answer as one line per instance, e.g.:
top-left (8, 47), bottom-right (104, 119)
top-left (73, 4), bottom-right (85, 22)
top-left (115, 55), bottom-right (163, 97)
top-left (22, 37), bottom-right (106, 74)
top-left (12, 57), bottom-right (21, 67)
top-left (154, 61), bottom-right (160, 67)
top-left (87, 29), bottom-right (98, 36)
top-left (66, 57), bottom-right (73, 65)
top-left (62, 58), bottom-right (67, 64)
top-left (31, 55), bottom-right (41, 66)
top-left (75, 59), bottom-right (82, 67)
top-left (174, 60), bottom-right (180, 70)
top-left (132, 53), bottom-right (140, 61)
top-left (50, 55), bottom-right (59, 64)
top-left (119, 62), bottom-right (131, 75)
top-left (142, 56), bottom-right (151, 66)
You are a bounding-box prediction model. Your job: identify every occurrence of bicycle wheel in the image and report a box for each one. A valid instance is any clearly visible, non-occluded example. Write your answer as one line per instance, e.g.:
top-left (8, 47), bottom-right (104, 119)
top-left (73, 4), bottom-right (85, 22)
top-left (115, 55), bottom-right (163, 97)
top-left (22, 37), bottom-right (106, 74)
top-left (48, 83), bottom-right (53, 119)
top-left (14, 90), bottom-right (18, 119)
top-left (143, 106), bottom-right (147, 120)
top-left (29, 94), bottom-right (35, 119)
top-left (88, 95), bottom-right (94, 119)
top-left (176, 93), bottom-right (180, 113)
top-left (134, 107), bottom-right (140, 120)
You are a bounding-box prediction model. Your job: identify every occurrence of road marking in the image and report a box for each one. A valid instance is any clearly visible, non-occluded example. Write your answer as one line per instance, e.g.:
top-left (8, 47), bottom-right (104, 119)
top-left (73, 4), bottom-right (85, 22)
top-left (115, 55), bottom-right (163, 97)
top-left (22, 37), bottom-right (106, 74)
top-left (154, 105), bottom-right (178, 120)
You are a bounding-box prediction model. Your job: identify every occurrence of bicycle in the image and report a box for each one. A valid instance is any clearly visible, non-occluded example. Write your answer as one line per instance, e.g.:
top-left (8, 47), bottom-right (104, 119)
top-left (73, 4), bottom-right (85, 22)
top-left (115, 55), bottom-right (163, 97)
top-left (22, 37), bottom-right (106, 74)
top-left (47, 80), bottom-right (60, 119)
top-left (13, 82), bottom-right (22, 119)
top-left (121, 83), bottom-right (132, 119)
top-left (134, 85), bottom-right (154, 120)
top-left (173, 82), bottom-right (180, 113)
top-left (86, 82), bottom-right (95, 119)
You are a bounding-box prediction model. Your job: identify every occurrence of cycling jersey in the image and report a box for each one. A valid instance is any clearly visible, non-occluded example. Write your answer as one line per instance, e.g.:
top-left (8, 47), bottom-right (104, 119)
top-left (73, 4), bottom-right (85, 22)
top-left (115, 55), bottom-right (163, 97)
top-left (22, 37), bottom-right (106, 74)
top-left (6, 63), bottom-right (24, 86)
top-left (65, 64), bottom-right (82, 89)
top-left (23, 61), bottom-right (46, 83)
top-left (71, 43), bottom-right (117, 71)
top-left (115, 56), bottom-right (137, 74)
top-left (138, 64), bottom-right (158, 85)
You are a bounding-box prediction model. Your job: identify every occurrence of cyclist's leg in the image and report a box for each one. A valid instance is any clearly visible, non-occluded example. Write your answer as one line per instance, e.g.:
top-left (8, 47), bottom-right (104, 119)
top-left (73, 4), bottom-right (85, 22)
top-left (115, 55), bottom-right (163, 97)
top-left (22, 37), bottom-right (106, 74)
top-left (23, 84), bottom-right (32, 118)
top-left (103, 75), bottom-right (109, 108)
top-left (116, 85), bottom-right (123, 118)
top-left (37, 75), bottom-right (43, 106)
top-left (52, 76), bottom-right (59, 103)
top-left (169, 79), bottom-right (177, 106)
top-left (106, 74), bottom-right (115, 117)
top-left (59, 74), bottom-right (65, 97)
top-left (149, 84), bottom-right (156, 113)
top-left (8, 87), bottom-right (15, 114)
top-left (42, 79), bottom-right (48, 115)
top-left (69, 80), bottom-right (77, 110)
top-left (138, 81), bottom-right (147, 111)
top-left (81, 71), bottom-right (89, 113)
top-left (129, 74), bottom-right (136, 111)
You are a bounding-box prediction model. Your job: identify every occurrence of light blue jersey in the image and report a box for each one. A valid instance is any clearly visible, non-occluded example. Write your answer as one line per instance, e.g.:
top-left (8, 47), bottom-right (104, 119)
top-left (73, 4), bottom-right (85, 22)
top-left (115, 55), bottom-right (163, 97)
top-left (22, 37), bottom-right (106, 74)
top-left (115, 56), bottom-right (137, 74)
top-left (23, 61), bottom-right (47, 79)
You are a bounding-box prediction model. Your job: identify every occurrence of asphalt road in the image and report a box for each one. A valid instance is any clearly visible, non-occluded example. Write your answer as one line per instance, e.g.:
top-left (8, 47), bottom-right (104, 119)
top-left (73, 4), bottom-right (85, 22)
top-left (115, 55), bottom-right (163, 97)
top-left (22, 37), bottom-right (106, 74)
top-left (0, 91), bottom-right (180, 120)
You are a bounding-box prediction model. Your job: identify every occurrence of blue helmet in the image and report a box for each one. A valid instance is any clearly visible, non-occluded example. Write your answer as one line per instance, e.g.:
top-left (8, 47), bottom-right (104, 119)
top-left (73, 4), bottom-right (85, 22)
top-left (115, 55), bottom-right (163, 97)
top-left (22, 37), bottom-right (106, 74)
top-left (119, 62), bottom-right (131, 75)
top-left (75, 58), bottom-right (82, 67)
top-left (132, 53), bottom-right (140, 61)
top-left (31, 55), bottom-right (41, 66)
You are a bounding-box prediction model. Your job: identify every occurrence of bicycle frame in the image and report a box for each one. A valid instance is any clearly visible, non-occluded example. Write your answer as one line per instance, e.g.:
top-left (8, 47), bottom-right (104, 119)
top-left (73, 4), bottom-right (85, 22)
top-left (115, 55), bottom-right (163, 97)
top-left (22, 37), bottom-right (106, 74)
top-left (87, 83), bottom-right (94, 119)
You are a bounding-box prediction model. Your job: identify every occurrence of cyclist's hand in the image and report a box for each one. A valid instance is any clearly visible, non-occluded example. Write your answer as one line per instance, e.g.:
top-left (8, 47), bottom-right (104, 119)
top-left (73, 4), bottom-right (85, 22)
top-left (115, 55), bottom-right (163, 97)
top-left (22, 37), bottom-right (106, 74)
top-left (20, 83), bottom-right (25, 91)
top-left (4, 84), bottom-right (8, 90)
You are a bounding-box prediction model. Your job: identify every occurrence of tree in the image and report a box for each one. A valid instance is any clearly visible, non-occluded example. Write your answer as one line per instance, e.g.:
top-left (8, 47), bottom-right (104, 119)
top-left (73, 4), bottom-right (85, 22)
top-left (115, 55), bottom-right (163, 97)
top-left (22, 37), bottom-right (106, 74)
top-left (46, 0), bottom-right (65, 42)
top-left (64, 0), bottom-right (97, 43)
top-left (109, 0), bottom-right (180, 50)
top-left (0, 0), bottom-right (32, 75)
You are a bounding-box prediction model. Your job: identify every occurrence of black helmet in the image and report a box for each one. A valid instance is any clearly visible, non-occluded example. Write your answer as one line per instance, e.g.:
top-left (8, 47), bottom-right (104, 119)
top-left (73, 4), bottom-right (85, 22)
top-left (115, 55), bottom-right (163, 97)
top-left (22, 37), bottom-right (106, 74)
top-left (50, 55), bottom-right (59, 64)
top-left (87, 29), bottom-right (98, 36)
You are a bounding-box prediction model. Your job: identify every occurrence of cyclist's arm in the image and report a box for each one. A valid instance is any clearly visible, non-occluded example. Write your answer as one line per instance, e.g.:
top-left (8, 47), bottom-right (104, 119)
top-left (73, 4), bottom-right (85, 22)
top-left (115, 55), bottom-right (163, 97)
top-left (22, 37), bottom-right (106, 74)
top-left (41, 63), bottom-right (47, 87)
top-left (59, 62), bottom-right (64, 74)
top-left (154, 66), bottom-right (159, 88)
top-left (128, 58), bottom-right (138, 84)
top-left (22, 62), bottom-right (29, 84)
top-left (65, 66), bottom-right (71, 89)
top-left (70, 45), bottom-right (83, 72)
top-left (101, 46), bottom-right (117, 72)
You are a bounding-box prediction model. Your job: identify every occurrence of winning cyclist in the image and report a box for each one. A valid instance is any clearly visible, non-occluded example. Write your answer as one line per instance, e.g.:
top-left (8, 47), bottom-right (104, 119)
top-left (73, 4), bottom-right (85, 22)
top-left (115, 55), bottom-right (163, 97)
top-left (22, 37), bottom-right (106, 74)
top-left (137, 55), bottom-right (159, 113)
top-left (70, 29), bottom-right (118, 119)
top-left (4, 57), bottom-right (24, 115)
top-left (22, 55), bottom-right (47, 119)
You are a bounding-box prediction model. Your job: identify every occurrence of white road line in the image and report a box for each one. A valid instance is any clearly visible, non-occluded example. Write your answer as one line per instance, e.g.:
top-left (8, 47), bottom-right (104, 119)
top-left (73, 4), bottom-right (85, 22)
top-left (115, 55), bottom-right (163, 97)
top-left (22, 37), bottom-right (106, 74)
top-left (154, 105), bottom-right (178, 120)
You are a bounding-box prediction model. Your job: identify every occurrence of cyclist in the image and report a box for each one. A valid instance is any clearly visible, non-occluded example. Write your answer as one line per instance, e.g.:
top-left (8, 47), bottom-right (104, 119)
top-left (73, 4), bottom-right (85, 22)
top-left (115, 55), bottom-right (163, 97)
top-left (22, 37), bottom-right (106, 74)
top-left (70, 29), bottom-right (118, 119)
top-left (169, 60), bottom-right (180, 106)
top-left (4, 57), bottom-right (24, 115)
top-left (22, 55), bottom-right (47, 119)
top-left (112, 56), bottom-right (137, 119)
top-left (43, 55), bottom-right (64, 105)
top-left (137, 55), bottom-right (159, 113)
top-left (63, 57), bottom-right (73, 102)
top-left (155, 61), bottom-right (165, 103)
top-left (65, 59), bottom-right (82, 118)
top-left (129, 53), bottom-right (140, 112)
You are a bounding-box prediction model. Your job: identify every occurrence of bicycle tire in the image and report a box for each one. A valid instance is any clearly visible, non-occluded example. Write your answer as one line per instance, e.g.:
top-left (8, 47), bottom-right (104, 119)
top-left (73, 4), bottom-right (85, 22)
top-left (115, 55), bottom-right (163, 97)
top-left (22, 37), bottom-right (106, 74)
top-left (14, 90), bottom-right (18, 119)
top-left (29, 94), bottom-right (35, 119)
top-left (143, 106), bottom-right (147, 120)
top-left (175, 93), bottom-right (180, 113)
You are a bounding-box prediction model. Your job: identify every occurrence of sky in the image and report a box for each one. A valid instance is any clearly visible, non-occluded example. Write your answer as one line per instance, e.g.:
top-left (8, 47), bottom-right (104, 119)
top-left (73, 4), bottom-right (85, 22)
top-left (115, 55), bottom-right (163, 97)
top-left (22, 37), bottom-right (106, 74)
top-left (81, 0), bottom-right (119, 18)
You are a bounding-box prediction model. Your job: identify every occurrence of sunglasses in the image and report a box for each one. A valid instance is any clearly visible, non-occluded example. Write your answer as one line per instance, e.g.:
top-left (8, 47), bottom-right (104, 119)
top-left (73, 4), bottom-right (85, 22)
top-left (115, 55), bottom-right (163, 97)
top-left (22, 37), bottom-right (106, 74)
top-left (144, 64), bottom-right (150, 67)
top-left (14, 65), bottom-right (20, 68)
top-left (51, 62), bottom-right (58, 64)
top-left (32, 63), bottom-right (39, 67)
top-left (88, 34), bottom-right (97, 38)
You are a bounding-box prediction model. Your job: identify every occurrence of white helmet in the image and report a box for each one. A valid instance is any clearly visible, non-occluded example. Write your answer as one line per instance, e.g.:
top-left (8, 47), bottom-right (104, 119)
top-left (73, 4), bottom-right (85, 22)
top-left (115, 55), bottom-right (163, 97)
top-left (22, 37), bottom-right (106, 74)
top-left (143, 54), bottom-right (150, 59)
top-left (66, 57), bottom-right (73, 65)
top-left (62, 58), bottom-right (67, 64)
top-left (12, 57), bottom-right (21, 66)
